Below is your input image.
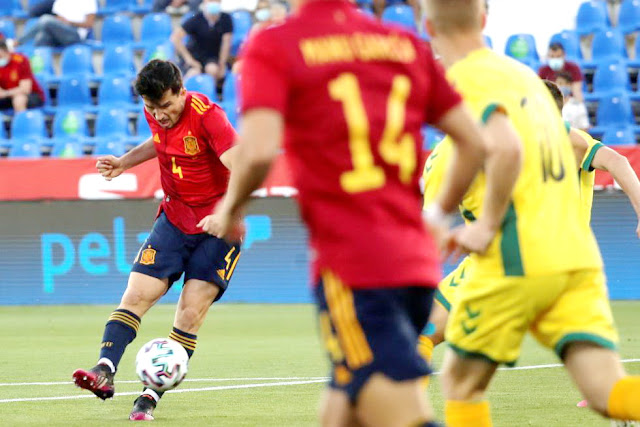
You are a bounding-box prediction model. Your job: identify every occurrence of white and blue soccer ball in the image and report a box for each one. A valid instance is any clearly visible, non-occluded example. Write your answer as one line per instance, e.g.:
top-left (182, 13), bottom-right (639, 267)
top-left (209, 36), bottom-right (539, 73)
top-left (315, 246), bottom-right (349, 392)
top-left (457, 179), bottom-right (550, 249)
top-left (135, 338), bottom-right (189, 392)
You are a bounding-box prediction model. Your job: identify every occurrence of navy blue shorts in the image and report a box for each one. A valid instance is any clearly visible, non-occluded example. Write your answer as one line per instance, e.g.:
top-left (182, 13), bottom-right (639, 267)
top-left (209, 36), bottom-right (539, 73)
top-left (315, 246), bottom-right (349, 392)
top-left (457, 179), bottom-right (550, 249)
top-left (131, 213), bottom-right (241, 301)
top-left (314, 272), bottom-right (435, 403)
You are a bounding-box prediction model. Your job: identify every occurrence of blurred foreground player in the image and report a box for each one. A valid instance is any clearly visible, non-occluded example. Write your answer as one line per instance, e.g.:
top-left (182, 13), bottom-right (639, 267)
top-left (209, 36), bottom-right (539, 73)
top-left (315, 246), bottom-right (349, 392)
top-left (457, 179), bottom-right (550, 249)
top-left (198, 0), bottom-right (489, 425)
top-left (72, 60), bottom-right (240, 421)
top-left (423, 1), bottom-right (640, 425)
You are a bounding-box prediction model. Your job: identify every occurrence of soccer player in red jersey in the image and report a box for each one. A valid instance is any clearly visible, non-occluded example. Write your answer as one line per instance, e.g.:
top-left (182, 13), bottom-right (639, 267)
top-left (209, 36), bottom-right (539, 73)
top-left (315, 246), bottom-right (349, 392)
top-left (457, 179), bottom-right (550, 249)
top-left (72, 60), bottom-right (240, 421)
top-left (198, 1), bottom-right (490, 425)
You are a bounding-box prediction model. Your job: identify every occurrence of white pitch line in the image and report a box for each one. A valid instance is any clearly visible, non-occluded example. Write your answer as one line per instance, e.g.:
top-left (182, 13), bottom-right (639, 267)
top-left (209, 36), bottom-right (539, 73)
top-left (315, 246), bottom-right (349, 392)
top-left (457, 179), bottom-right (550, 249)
top-left (0, 379), bottom-right (328, 403)
top-left (0, 377), bottom-right (329, 387)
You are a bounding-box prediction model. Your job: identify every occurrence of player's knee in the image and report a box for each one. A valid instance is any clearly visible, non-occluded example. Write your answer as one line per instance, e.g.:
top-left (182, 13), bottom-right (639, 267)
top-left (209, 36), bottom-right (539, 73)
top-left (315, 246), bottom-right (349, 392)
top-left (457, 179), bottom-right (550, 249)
top-left (204, 63), bottom-right (219, 76)
top-left (441, 363), bottom-right (485, 401)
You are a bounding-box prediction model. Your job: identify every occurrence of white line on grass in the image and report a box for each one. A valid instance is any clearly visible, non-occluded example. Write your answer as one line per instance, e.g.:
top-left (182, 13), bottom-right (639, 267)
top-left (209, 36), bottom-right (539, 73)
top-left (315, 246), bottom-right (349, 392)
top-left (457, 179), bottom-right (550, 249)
top-left (1, 359), bottom-right (639, 403)
top-left (0, 379), bottom-right (328, 403)
top-left (0, 377), bottom-right (329, 387)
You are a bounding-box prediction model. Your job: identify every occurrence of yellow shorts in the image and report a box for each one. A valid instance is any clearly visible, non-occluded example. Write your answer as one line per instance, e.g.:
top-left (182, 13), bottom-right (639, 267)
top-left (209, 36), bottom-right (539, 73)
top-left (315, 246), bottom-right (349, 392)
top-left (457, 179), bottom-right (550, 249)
top-left (445, 268), bottom-right (618, 365)
top-left (435, 256), bottom-right (472, 312)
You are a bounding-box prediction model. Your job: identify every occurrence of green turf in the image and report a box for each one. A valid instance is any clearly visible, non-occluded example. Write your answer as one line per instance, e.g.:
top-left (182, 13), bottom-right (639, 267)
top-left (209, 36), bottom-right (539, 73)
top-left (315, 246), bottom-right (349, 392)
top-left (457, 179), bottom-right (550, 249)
top-left (0, 302), bottom-right (638, 426)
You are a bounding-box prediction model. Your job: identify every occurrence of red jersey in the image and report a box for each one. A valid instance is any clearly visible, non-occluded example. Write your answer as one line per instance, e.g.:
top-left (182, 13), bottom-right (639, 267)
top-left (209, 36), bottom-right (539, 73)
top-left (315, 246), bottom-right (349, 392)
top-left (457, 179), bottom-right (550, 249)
top-left (240, 0), bottom-right (462, 289)
top-left (146, 92), bottom-right (236, 234)
top-left (0, 53), bottom-right (45, 101)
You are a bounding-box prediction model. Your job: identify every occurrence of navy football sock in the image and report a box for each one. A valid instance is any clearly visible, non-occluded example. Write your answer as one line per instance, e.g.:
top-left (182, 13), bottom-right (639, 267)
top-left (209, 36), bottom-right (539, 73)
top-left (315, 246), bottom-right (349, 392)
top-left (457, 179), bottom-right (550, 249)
top-left (99, 309), bottom-right (141, 371)
top-left (169, 327), bottom-right (197, 359)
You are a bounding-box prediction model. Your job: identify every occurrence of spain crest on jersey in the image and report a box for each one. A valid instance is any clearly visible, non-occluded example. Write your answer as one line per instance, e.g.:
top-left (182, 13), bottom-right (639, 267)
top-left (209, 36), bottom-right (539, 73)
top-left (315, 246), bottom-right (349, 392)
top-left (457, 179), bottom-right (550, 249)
top-left (140, 246), bottom-right (156, 265)
top-left (183, 134), bottom-right (200, 155)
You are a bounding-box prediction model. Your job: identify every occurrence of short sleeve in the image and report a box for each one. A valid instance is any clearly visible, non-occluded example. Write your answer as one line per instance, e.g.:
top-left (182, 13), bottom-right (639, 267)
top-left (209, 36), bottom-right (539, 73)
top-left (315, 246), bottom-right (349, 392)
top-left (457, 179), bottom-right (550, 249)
top-left (222, 14), bottom-right (233, 33)
top-left (422, 43), bottom-right (463, 124)
top-left (202, 106), bottom-right (237, 157)
top-left (568, 62), bottom-right (583, 82)
top-left (538, 65), bottom-right (551, 80)
top-left (182, 14), bottom-right (198, 35)
top-left (240, 28), bottom-right (290, 114)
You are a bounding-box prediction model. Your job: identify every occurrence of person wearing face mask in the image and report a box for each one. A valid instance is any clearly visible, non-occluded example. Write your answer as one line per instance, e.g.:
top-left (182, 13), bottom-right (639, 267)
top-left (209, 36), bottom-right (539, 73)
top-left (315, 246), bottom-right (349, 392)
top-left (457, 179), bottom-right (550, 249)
top-left (170, 0), bottom-right (233, 87)
top-left (250, 1), bottom-right (288, 35)
top-left (555, 71), bottom-right (591, 131)
top-left (0, 39), bottom-right (45, 112)
top-left (538, 42), bottom-right (584, 103)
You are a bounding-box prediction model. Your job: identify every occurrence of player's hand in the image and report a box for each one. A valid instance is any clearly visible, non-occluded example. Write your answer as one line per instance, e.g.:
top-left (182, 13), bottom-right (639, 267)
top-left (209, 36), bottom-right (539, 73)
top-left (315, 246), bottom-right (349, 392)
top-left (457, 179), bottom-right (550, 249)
top-left (96, 155), bottom-right (125, 181)
top-left (448, 221), bottom-right (497, 257)
top-left (197, 203), bottom-right (245, 242)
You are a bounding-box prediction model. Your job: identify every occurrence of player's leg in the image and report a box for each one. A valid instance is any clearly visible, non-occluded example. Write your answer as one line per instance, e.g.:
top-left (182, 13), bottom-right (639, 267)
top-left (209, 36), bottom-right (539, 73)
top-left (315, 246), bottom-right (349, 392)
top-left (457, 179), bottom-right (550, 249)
top-left (319, 388), bottom-right (361, 427)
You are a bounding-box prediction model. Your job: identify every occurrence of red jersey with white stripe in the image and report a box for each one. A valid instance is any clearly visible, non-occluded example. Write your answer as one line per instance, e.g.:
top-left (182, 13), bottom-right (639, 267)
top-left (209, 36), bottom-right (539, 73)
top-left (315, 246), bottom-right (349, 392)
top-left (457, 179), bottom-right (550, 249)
top-left (145, 92), bottom-right (236, 234)
top-left (240, 0), bottom-right (462, 289)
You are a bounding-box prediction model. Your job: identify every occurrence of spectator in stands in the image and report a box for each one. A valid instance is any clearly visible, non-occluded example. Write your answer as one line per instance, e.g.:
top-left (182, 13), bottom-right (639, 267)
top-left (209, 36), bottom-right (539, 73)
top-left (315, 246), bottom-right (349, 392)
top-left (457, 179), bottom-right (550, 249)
top-left (539, 42), bottom-right (585, 103)
top-left (170, 0), bottom-right (233, 83)
top-left (556, 71), bottom-right (591, 131)
top-left (28, 0), bottom-right (54, 18)
top-left (250, 1), bottom-right (288, 34)
top-left (0, 40), bottom-right (45, 112)
top-left (153, 0), bottom-right (202, 14)
top-left (17, 0), bottom-right (97, 48)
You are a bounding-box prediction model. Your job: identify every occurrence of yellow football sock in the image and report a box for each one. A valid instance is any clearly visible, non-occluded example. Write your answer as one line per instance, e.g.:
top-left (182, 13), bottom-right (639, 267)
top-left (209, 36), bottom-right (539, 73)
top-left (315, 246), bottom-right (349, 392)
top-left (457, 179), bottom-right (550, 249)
top-left (417, 335), bottom-right (434, 388)
top-left (445, 400), bottom-right (492, 427)
top-left (607, 376), bottom-right (640, 420)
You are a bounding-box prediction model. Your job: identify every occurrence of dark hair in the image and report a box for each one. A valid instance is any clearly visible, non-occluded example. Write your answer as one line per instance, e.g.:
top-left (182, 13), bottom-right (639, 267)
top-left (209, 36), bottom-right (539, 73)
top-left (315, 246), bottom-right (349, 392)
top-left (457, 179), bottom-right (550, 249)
top-left (549, 42), bottom-right (565, 52)
top-left (0, 39), bottom-right (8, 52)
top-left (134, 60), bottom-right (183, 102)
top-left (543, 79), bottom-right (564, 112)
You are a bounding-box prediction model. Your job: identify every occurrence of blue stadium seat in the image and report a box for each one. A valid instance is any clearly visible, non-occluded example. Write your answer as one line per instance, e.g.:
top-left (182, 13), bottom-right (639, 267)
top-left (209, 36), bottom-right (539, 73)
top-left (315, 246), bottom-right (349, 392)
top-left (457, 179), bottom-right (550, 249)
top-left (19, 17), bottom-right (38, 46)
top-left (591, 30), bottom-right (625, 60)
top-left (0, 19), bottom-right (15, 39)
top-left (143, 41), bottom-right (175, 63)
top-left (381, 4), bottom-right (416, 32)
top-left (585, 60), bottom-right (631, 101)
top-left (549, 30), bottom-right (581, 60)
top-left (131, 0), bottom-right (153, 14)
top-left (185, 74), bottom-right (215, 99)
top-left (93, 139), bottom-right (126, 156)
top-left (93, 107), bottom-right (130, 139)
top-left (50, 140), bottom-right (83, 158)
top-left (103, 45), bottom-right (136, 78)
top-left (11, 109), bottom-right (46, 141)
top-left (630, 36), bottom-right (640, 67)
top-left (505, 33), bottom-right (539, 61)
top-left (98, 75), bottom-right (136, 110)
top-left (100, 0), bottom-right (136, 15)
top-left (60, 45), bottom-right (94, 78)
top-left (0, 0), bottom-right (26, 19)
top-left (9, 141), bottom-right (41, 157)
top-left (619, 0), bottom-right (640, 35)
top-left (602, 126), bottom-right (636, 145)
top-left (484, 35), bottom-right (493, 49)
top-left (136, 111), bottom-right (151, 138)
top-left (52, 109), bottom-right (88, 140)
top-left (100, 14), bottom-right (134, 47)
top-left (28, 46), bottom-right (54, 79)
top-left (221, 101), bottom-right (238, 129)
top-left (591, 92), bottom-right (634, 135)
top-left (422, 126), bottom-right (445, 150)
top-left (56, 76), bottom-right (92, 109)
top-left (136, 13), bottom-right (172, 48)
top-left (231, 10), bottom-right (253, 56)
top-left (576, 1), bottom-right (608, 36)
top-left (222, 72), bottom-right (238, 102)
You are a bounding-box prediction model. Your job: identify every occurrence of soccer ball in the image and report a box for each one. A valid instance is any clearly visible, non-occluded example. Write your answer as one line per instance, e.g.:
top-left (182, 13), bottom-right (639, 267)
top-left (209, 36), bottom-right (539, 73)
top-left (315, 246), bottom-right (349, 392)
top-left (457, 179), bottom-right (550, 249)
top-left (135, 338), bottom-right (189, 392)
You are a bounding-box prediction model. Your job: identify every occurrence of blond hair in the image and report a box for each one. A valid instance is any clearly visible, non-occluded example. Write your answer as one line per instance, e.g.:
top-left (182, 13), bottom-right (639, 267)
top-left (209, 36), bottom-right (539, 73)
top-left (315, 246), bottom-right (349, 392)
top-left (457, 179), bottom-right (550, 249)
top-left (425, 0), bottom-right (485, 34)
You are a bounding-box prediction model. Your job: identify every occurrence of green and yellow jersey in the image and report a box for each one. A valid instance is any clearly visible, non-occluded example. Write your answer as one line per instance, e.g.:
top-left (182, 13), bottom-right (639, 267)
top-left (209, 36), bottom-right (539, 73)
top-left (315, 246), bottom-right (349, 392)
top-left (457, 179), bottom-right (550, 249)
top-left (573, 128), bottom-right (604, 224)
top-left (426, 48), bottom-right (602, 277)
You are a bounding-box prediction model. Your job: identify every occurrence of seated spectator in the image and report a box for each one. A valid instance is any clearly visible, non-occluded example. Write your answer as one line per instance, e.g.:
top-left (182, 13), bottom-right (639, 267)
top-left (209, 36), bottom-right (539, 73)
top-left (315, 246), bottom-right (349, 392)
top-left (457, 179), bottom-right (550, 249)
top-left (250, 1), bottom-right (288, 34)
top-left (170, 0), bottom-right (233, 82)
top-left (0, 40), bottom-right (45, 112)
top-left (556, 71), bottom-right (590, 131)
top-left (17, 0), bottom-right (97, 48)
top-left (28, 0), bottom-right (55, 18)
top-left (153, 0), bottom-right (201, 14)
top-left (539, 42), bottom-right (584, 103)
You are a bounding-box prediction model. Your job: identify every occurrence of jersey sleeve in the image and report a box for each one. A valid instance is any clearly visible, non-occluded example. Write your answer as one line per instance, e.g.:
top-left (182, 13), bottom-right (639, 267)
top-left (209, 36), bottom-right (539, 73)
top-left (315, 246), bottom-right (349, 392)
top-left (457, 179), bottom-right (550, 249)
top-left (222, 14), bottom-right (233, 34)
top-left (202, 106), bottom-right (238, 157)
top-left (422, 44), bottom-right (463, 124)
top-left (240, 28), bottom-right (289, 114)
top-left (181, 15), bottom-right (197, 34)
top-left (567, 62), bottom-right (583, 82)
top-left (579, 133), bottom-right (604, 172)
top-left (14, 55), bottom-right (31, 81)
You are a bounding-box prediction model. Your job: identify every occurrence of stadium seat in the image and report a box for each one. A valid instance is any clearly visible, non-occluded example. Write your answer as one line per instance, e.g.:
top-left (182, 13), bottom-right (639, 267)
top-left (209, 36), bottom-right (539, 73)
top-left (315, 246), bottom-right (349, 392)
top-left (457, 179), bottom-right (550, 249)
top-left (100, 14), bottom-right (134, 47)
top-left (549, 30), bottom-right (581, 60)
top-left (619, 0), bottom-right (640, 35)
top-left (100, 0), bottom-right (135, 15)
top-left (0, 0), bottom-right (25, 19)
top-left (143, 41), bottom-right (175, 63)
top-left (11, 109), bottom-right (46, 141)
top-left (56, 76), bottom-right (92, 109)
top-left (98, 75), bottom-right (136, 110)
top-left (381, 4), bottom-right (416, 32)
top-left (585, 60), bottom-right (631, 101)
top-left (591, 30), bottom-right (625, 60)
top-left (52, 109), bottom-right (88, 140)
top-left (221, 100), bottom-right (238, 129)
top-left (9, 141), bottom-right (41, 157)
top-left (630, 36), bottom-right (640, 68)
top-left (423, 126), bottom-right (445, 150)
top-left (136, 110), bottom-right (151, 138)
top-left (222, 72), bottom-right (238, 102)
top-left (602, 126), bottom-right (636, 145)
top-left (131, 0), bottom-right (153, 14)
top-left (591, 92), bottom-right (634, 135)
top-left (505, 33), bottom-right (539, 61)
top-left (185, 74), bottom-right (215, 99)
top-left (231, 10), bottom-right (252, 56)
top-left (102, 45), bottom-right (136, 78)
top-left (93, 108), bottom-right (130, 139)
top-left (136, 13), bottom-right (172, 48)
top-left (18, 17), bottom-right (38, 47)
top-left (50, 140), bottom-right (83, 158)
top-left (484, 35), bottom-right (493, 49)
top-left (60, 45), bottom-right (94, 78)
top-left (576, 1), bottom-right (608, 36)
top-left (93, 139), bottom-right (126, 156)
top-left (0, 19), bottom-right (15, 39)
top-left (27, 46), bottom-right (54, 80)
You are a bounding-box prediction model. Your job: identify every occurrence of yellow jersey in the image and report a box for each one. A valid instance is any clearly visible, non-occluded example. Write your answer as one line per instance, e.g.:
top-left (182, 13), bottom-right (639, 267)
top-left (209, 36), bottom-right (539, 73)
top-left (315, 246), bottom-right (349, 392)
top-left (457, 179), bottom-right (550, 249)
top-left (573, 128), bottom-right (604, 224)
top-left (427, 48), bottom-right (602, 277)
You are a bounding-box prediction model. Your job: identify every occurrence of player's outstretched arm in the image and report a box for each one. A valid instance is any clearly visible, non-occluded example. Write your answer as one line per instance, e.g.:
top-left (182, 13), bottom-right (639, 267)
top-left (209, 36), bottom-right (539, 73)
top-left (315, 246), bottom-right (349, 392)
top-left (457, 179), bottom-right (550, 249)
top-left (453, 112), bottom-right (522, 255)
top-left (591, 147), bottom-right (640, 238)
top-left (95, 136), bottom-right (157, 181)
top-left (198, 108), bottom-right (282, 239)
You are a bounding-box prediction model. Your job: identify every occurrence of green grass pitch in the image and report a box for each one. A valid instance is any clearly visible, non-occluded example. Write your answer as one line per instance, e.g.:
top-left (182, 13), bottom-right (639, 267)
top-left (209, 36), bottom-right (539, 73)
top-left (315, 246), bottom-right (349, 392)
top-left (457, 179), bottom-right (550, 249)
top-left (0, 302), bottom-right (638, 426)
